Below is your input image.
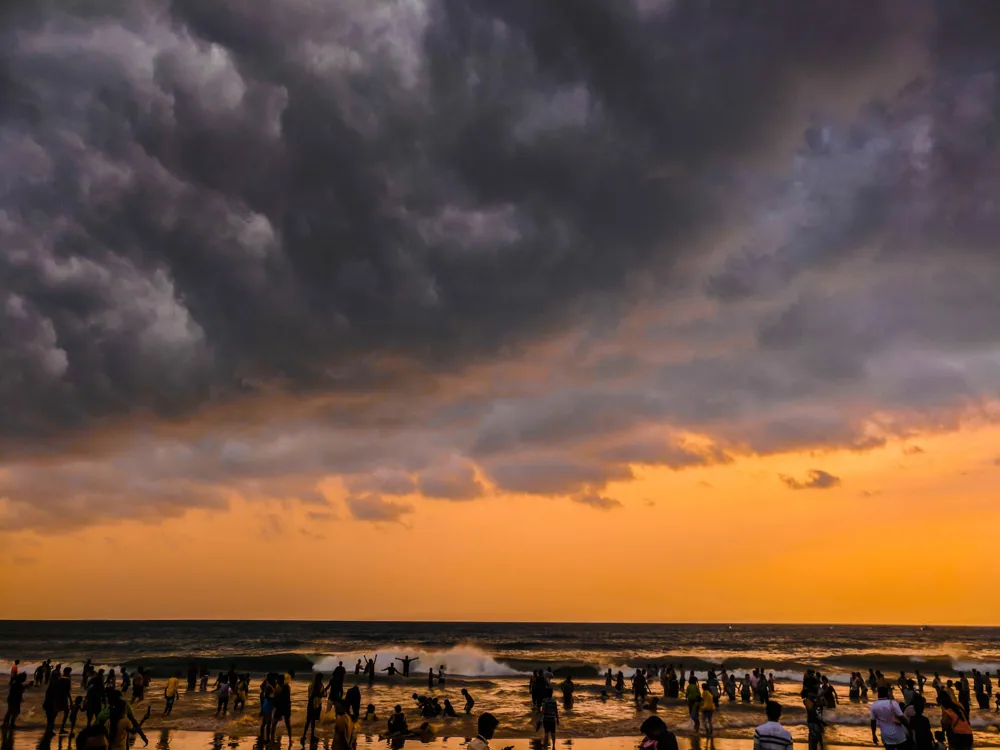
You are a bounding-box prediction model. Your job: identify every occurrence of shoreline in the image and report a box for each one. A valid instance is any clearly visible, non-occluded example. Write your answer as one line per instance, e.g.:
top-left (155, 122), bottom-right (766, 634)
top-left (0, 730), bottom-right (982, 750)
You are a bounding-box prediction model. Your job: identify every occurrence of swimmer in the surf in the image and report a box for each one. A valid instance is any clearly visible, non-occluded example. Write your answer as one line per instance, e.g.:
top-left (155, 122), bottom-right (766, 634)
top-left (355, 660), bottom-right (364, 675)
top-left (387, 705), bottom-right (408, 736)
top-left (438, 665), bottom-right (446, 685)
top-left (382, 663), bottom-right (399, 676)
top-left (364, 704), bottom-right (377, 722)
top-left (428, 668), bottom-right (436, 687)
top-left (462, 688), bottom-right (475, 714)
top-left (396, 656), bottom-right (418, 678)
top-left (408, 722), bottom-right (436, 742)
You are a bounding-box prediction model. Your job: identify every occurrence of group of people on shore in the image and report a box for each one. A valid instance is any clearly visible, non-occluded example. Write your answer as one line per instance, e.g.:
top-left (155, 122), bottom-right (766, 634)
top-left (799, 668), bottom-right (980, 750)
top-left (7, 656), bottom-right (998, 750)
top-left (3, 659), bottom-right (153, 750)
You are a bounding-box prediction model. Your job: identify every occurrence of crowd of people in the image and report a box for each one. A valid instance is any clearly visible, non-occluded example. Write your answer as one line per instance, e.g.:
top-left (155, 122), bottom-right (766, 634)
top-left (4, 657), bottom-right (996, 750)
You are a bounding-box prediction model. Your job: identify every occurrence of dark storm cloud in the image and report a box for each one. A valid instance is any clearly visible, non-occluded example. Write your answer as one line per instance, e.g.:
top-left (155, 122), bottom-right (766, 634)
top-left (779, 470), bottom-right (842, 491)
top-left (5, 1), bottom-right (1000, 533)
top-left (0, 0), bottom-right (903, 445)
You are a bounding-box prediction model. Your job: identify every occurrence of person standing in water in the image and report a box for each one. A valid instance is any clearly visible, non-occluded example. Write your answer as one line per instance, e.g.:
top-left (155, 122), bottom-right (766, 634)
top-left (301, 673), bottom-right (326, 746)
top-left (685, 678), bottom-right (702, 732)
top-left (700, 682), bottom-right (716, 738)
top-left (3, 673), bottom-right (27, 730)
top-left (754, 701), bottom-right (793, 750)
top-left (344, 684), bottom-right (361, 722)
top-left (163, 672), bottom-right (182, 716)
top-left (462, 689), bottom-right (475, 714)
top-left (469, 712), bottom-right (515, 750)
top-left (396, 656), bottom-right (418, 678)
top-left (330, 661), bottom-right (346, 702)
top-left (539, 691), bottom-right (559, 746)
top-left (870, 686), bottom-right (910, 750)
top-left (215, 678), bottom-right (232, 717)
top-left (331, 701), bottom-right (353, 750)
top-left (270, 674), bottom-right (293, 746)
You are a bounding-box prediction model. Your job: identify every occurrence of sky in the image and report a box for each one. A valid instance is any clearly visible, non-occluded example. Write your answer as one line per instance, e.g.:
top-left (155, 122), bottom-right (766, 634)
top-left (2, 0), bottom-right (1000, 624)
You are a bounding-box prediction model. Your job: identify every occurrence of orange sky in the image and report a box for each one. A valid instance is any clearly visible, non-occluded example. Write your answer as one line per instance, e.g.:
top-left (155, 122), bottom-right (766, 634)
top-left (3, 421), bottom-right (997, 624)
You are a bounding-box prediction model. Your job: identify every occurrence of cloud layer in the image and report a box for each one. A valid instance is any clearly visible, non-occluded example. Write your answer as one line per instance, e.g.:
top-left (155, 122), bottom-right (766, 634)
top-left (2, 1), bottom-right (1000, 530)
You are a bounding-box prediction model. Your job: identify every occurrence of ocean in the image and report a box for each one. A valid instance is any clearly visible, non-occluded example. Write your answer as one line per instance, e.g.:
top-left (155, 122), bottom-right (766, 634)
top-left (3, 622), bottom-right (1000, 745)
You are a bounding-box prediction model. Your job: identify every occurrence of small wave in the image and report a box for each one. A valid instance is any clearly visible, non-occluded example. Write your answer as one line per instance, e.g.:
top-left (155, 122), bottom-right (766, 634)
top-left (128, 653), bottom-right (316, 676)
top-left (313, 644), bottom-right (526, 678)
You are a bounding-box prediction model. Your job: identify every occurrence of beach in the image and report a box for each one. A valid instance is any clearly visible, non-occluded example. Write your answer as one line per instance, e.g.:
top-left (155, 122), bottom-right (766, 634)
top-left (0, 729), bottom-right (900, 750)
top-left (3, 623), bottom-right (1000, 745)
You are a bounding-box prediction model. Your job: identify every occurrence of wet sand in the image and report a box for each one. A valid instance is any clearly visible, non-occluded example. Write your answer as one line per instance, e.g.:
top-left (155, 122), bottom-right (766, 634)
top-left (5, 676), bottom-right (1000, 745)
top-left (0, 731), bottom-right (938, 750)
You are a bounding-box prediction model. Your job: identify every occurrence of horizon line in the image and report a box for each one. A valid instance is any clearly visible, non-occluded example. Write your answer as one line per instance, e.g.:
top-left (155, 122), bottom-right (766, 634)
top-left (0, 618), bottom-right (994, 628)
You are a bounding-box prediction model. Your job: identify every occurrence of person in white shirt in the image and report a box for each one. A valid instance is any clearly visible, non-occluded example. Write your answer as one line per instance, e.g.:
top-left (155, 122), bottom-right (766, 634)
top-left (755, 701), bottom-right (794, 750)
top-left (870, 687), bottom-right (909, 749)
top-left (467, 713), bottom-right (513, 750)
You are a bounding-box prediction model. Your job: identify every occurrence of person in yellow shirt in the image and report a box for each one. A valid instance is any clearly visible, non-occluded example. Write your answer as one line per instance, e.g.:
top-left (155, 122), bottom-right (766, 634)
top-left (700, 682), bottom-right (716, 738)
top-left (163, 672), bottom-right (182, 716)
top-left (332, 701), bottom-right (354, 750)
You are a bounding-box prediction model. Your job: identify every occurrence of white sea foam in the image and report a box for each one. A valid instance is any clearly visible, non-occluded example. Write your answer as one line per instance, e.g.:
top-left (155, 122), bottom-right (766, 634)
top-left (311, 644), bottom-right (525, 677)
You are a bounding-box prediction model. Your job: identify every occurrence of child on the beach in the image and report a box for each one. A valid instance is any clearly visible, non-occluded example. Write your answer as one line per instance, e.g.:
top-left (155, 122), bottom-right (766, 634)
top-left (68, 696), bottom-right (83, 735)
top-left (934, 731), bottom-right (947, 750)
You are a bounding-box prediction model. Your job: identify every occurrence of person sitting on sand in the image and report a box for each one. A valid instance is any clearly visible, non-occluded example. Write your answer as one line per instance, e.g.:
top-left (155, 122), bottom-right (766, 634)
top-left (443, 699), bottom-right (458, 717)
top-left (640, 715), bottom-right (679, 750)
top-left (408, 722), bottom-right (436, 742)
top-left (364, 704), bottom-right (377, 722)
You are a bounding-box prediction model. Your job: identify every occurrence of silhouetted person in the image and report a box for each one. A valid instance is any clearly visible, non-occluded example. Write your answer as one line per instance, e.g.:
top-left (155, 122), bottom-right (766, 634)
top-left (468, 712), bottom-right (513, 750)
top-left (640, 715), bottom-right (679, 750)
top-left (395, 656), bottom-right (418, 678)
top-left (344, 684), bottom-right (361, 722)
